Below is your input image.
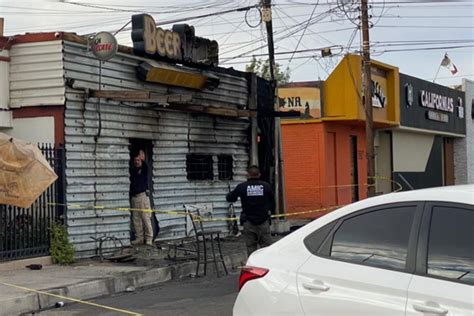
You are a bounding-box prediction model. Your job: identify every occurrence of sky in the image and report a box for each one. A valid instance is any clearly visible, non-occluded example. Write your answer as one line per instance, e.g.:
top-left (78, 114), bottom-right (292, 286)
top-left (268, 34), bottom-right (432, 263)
top-left (1, 0), bottom-right (473, 87)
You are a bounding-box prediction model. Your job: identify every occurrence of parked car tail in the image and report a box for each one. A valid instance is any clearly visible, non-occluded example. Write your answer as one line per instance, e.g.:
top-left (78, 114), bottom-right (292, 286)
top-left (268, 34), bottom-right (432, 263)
top-left (238, 266), bottom-right (269, 291)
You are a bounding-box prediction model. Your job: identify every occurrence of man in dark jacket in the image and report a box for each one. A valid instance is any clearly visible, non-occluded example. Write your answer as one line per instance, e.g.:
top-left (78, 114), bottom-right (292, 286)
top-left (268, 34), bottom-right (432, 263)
top-left (130, 153), bottom-right (153, 246)
top-left (226, 165), bottom-right (275, 254)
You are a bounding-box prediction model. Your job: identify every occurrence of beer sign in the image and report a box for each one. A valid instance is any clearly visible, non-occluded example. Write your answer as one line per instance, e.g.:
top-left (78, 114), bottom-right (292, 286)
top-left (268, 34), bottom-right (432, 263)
top-left (131, 14), bottom-right (182, 60)
top-left (131, 14), bottom-right (219, 66)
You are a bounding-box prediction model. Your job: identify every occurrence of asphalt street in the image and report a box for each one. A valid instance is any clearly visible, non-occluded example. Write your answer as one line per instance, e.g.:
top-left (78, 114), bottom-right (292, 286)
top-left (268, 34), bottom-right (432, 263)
top-left (32, 272), bottom-right (240, 316)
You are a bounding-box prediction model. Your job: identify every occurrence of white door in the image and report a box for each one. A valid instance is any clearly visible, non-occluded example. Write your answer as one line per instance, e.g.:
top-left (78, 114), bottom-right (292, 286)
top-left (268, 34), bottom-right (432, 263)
top-left (297, 204), bottom-right (420, 316)
top-left (406, 204), bottom-right (474, 316)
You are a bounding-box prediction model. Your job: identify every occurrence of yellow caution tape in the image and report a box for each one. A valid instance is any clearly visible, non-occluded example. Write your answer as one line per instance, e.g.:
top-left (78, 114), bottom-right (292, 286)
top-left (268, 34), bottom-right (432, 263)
top-left (270, 205), bottom-right (343, 219)
top-left (194, 205), bottom-right (345, 222)
top-left (44, 176), bottom-right (402, 223)
top-left (46, 202), bottom-right (345, 223)
top-left (291, 176), bottom-right (403, 191)
top-left (370, 176), bottom-right (403, 192)
top-left (0, 281), bottom-right (142, 315)
top-left (47, 203), bottom-right (188, 217)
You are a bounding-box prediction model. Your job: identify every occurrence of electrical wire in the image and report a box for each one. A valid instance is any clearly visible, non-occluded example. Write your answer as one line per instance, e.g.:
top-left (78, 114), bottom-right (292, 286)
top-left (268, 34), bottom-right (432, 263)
top-left (220, 6), bottom-right (339, 60)
top-left (375, 25), bottom-right (474, 28)
top-left (274, 5), bottom-right (336, 46)
top-left (245, 6), bottom-right (262, 28)
top-left (288, 0), bottom-right (320, 64)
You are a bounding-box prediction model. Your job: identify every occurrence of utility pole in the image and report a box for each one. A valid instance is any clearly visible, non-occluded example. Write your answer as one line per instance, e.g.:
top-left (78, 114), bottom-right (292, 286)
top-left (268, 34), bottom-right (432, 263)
top-left (261, 0), bottom-right (281, 214)
top-left (360, 0), bottom-right (376, 197)
top-left (262, 0), bottom-right (276, 83)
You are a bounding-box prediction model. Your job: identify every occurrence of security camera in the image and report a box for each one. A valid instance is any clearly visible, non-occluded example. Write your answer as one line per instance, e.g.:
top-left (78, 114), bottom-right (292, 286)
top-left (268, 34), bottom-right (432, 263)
top-left (54, 32), bottom-right (61, 38)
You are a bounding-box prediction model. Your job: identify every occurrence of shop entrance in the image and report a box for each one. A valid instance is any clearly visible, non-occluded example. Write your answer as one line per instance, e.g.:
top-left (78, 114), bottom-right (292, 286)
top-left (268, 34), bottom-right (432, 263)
top-left (444, 138), bottom-right (455, 186)
top-left (349, 135), bottom-right (359, 202)
top-left (129, 139), bottom-right (159, 239)
top-left (375, 131), bottom-right (393, 195)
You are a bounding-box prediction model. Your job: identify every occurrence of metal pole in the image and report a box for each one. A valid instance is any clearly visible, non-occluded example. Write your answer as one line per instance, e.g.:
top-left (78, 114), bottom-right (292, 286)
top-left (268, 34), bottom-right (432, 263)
top-left (277, 121), bottom-right (287, 216)
top-left (361, 0), bottom-right (376, 197)
top-left (249, 73), bottom-right (259, 166)
top-left (432, 63), bottom-right (443, 83)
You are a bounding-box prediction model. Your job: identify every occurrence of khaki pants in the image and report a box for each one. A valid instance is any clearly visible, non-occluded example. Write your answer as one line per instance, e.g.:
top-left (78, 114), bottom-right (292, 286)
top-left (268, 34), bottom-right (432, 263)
top-left (131, 192), bottom-right (153, 243)
top-left (243, 221), bottom-right (272, 255)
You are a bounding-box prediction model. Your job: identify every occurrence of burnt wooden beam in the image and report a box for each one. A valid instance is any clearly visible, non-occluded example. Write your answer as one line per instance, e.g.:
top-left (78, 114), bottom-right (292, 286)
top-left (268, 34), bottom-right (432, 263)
top-left (89, 90), bottom-right (192, 104)
top-left (89, 89), bottom-right (254, 118)
top-left (163, 104), bottom-right (256, 118)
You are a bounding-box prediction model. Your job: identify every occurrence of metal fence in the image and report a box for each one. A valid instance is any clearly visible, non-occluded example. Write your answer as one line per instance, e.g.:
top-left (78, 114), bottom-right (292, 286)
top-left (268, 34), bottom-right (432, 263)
top-left (0, 144), bottom-right (65, 262)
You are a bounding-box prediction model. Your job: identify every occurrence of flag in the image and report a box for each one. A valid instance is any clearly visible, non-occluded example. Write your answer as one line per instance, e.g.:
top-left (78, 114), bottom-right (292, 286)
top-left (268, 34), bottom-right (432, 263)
top-left (440, 53), bottom-right (458, 75)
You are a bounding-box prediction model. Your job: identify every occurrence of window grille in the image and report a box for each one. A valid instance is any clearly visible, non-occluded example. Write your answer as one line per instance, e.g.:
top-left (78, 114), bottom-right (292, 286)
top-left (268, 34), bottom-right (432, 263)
top-left (218, 155), bottom-right (233, 180)
top-left (186, 154), bottom-right (213, 181)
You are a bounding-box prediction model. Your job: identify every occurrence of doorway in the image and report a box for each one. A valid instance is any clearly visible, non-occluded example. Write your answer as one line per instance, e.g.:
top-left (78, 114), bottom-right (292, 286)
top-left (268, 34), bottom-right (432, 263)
top-left (326, 132), bottom-right (338, 206)
top-left (375, 131), bottom-right (393, 195)
top-left (349, 135), bottom-right (359, 202)
top-left (129, 139), bottom-right (159, 239)
top-left (444, 138), bottom-right (455, 185)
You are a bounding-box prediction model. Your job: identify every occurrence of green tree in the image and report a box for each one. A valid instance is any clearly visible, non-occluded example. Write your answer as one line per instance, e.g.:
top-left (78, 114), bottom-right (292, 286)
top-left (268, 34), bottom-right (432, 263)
top-left (245, 57), bottom-right (291, 85)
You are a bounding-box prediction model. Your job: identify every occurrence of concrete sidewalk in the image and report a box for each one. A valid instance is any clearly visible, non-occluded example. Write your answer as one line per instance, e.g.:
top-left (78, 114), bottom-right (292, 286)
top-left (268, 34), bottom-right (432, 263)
top-left (0, 239), bottom-right (248, 316)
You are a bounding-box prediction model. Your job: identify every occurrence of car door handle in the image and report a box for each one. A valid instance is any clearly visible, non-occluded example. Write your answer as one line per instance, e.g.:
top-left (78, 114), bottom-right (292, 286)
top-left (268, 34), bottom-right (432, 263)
top-left (413, 303), bottom-right (448, 315)
top-left (302, 281), bottom-right (329, 292)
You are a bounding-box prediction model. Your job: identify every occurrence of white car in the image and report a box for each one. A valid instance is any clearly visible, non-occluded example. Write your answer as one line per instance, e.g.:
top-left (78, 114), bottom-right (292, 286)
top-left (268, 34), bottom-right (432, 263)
top-left (234, 185), bottom-right (474, 316)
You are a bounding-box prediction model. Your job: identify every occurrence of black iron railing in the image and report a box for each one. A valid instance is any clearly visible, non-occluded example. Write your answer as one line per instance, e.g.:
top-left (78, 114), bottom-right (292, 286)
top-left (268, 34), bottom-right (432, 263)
top-left (0, 144), bottom-right (65, 262)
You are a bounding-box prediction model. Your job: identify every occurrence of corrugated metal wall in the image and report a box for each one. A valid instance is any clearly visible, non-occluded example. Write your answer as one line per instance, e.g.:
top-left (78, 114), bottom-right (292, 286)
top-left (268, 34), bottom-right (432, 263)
top-left (9, 40), bottom-right (65, 107)
top-left (0, 50), bottom-right (9, 110)
top-left (63, 41), bottom-right (248, 258)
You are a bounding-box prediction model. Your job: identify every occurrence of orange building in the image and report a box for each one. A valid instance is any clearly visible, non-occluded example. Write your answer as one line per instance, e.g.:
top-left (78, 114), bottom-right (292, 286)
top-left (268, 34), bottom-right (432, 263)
top-left (280, 55), bottom-right (400, 219)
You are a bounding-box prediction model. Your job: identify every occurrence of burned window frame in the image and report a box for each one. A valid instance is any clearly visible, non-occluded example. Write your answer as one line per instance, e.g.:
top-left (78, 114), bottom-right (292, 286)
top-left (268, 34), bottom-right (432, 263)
top-left (218, 155), bottom-right (234, 181)
top-left (186, 154), bottom-right (214, 181)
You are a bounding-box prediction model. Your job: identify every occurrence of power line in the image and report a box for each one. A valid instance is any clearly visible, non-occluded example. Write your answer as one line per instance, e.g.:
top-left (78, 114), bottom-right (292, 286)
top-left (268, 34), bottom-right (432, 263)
top-left (284, 0), bottom-right (473, 5)
top-left (6, 16), bottom-right (129, 33)
top-left (288, 0), bottom-right (320, 64)
top-left (57, 0), bottom-right (239, 14)
top-left (373, 44), bottom-right (474, 53)
top-left (220, 26), bottom-right (356, 58)
top-left (273, 6), bottom-right (310, 50)
top-left (376, 25), bottom-right (474, 29)
top-left (374, 15), bottom-right (474, 18)
top-left (220, 6), bottom-right (340, 60)
top-left (429, 73), bottom-right (474, 80)
top-left (274, 5), bottom-right (336, 46)
top-left (221, 43), bottom-right (472, 64)
top-left (90, 4), bottom-right (259, 35)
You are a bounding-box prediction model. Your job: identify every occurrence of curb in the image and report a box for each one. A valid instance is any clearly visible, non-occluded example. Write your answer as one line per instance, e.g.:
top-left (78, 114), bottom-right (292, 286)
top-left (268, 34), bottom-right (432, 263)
top-left (2, 251), bottom-right (247, 315)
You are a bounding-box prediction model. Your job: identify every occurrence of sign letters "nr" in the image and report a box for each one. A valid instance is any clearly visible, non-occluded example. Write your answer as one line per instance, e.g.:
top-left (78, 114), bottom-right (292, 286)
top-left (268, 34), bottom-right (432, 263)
top-left (132, 14), bottom-right (182, 60)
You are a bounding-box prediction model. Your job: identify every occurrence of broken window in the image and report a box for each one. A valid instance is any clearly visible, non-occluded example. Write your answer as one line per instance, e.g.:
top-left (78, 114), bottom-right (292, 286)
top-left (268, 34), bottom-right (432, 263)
top-left (186, 154), bottom-right (213, 181)
top-left (218, 155), bottom-right (233, 180)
